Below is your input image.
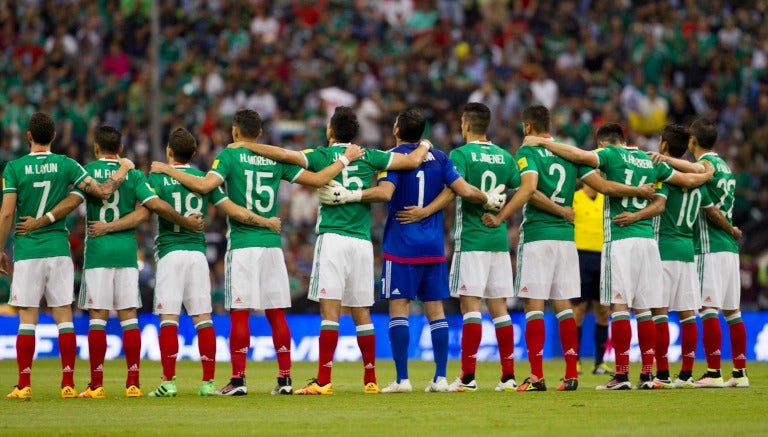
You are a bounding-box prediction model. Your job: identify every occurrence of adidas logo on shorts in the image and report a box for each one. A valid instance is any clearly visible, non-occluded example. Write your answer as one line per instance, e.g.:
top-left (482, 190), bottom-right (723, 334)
top-left (460, 285), bottom-right (467, 291)
top-left (520, 286), bottom-right (529, 293)
top-left (320, 288), bottom-right (327, 295)
top-left (704, 296), bottom-right (712, 303)
top-left (156, 303), bottom-right (163, 310)
top-left (88, 298), bottom-right (93, 304)
top-left (11, 295), bottom-right (17, 302)
top-left (234, 297), bottom-right (243, 304)
top-left (614, 293), bottom-right (623, 300)
top-left (392, 289), bottom-right (401, 296)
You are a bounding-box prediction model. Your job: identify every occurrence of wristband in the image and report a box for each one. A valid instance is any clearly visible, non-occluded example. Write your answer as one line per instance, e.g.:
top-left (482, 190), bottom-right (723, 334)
top-left (338, 155), bottom-right (351, 167)
top-left (46, 212), bottom-right (56, 224)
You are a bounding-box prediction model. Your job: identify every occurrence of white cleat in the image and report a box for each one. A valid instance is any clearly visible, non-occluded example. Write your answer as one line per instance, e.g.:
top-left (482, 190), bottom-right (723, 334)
top-left (447, 377), bottom-right (477, 392)
top-left (724, 370), bottom-right (749, 388)
top-left (380, 379), bottom-right (413, 393)
top-left (694, 372), bottom-right (725, 388)
top-left (671, 376), bottom-right (695, 389)
top-left (495, 379), bottom-right (518, 392)
top-left (425, 377), bottom-right (449, 393)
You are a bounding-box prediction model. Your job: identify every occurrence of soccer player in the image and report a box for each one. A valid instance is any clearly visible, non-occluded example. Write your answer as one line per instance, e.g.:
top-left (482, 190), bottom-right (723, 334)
top-left (394, 103), bottom-right (569, 392)
top-left (233, 106), bottom-right (432, 395)
top-left (0, 113), bottom-right (133, 399)
top-left (485, 107), bottom-right (657, 392)
top-left (319, 107), bottom-right (503, 393)
top-left (99, 128), bottom-right (282, 396)
top-left (650, 119), bottom-right (746, 388)
top-left (19, 125), bottom-right (204, 398)
top-left (523, 123), bottom-right (714, 390)
top-left (151, 109), bottom-right (362, 396)
top-left (572, 183), bottom-right (613, 376)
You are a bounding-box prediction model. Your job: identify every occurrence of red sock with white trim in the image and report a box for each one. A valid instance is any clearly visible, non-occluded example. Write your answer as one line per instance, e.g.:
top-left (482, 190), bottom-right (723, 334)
top-left (265, 309), bottom-right (291, 378)
top-left (159, 320), bottom-right (179, 380)
top-left (229, 310), bottom-right (250, 378)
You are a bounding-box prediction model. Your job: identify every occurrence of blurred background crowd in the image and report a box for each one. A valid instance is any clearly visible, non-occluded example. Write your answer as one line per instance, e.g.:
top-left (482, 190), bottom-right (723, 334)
top-left (1, 0), bottom-right (767, 314)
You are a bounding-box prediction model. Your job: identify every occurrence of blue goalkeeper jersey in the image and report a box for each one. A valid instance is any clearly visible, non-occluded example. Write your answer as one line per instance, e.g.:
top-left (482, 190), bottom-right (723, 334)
top-left (378, 143), bottom-right (461, 264)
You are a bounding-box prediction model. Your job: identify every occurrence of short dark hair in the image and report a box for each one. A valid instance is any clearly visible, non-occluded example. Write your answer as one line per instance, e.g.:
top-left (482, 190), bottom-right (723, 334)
top-left (168, 128), bottom-right (197, 163)
top-left (27, 112), bottom-right (56, 145)
top-left (690, 118), bottom-right (717, 149)
top-left (521, 105), bottom-right (550, 133)
top-left (662, 124), bottom-right (690, 158)
top-left (95, 125), bottom-right (121, 154)
top-left (463, 102), bottom-right (491, 134)
top-left (395, 108), bottom-right (426, 143)
top-left (595, 123), bottom-right (626, 145)
top-left (330, 106), bottom-right (360, 143)
top-left (233, 109), bottom-right (262, 139)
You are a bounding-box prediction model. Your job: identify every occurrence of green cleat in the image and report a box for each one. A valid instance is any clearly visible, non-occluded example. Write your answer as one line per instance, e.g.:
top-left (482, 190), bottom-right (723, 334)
top-left (148, 378), bottom-right (177, 398)
top-left (199, 380), bottom-right (216, 396)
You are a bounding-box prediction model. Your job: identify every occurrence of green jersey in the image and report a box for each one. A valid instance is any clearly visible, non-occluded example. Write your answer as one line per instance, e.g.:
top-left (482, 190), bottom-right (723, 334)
top-left (654, 183), bottom-right (702, 262)
top-left (516, 143), bottom-right (593, 243)
top-left (2, 151), bottom-right (88, 261)
top-left (450, 141), bottom-right (519, 252)
top-left (694, 152), bottom-right (738, 254)
top-left (303, 143), bottom-right (393, 241)
top-left (148, 165), bottom-right (228, 260)
top-left (75, 160), bottom-right (157, 269)
top-left (595, 146), bottom-right (674, 242)
top-left (210, 148), bottom-right (303, 250)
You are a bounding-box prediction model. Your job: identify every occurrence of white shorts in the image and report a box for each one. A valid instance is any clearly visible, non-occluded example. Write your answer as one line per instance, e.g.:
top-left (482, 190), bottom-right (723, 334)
top-left (697, 252), bottom-right (740, 310)
top-left (9, 256), bottom-right (74, 307)
top-left (155, 251), bottom-right (212, 316)
top-left (225, 247), bottom-right (291, 310)
top-left (308, 233), bottom-right (374, 307)
top-left (515, 240), bottom-right (580, 300)
top-left (450, 251), bottom-right (514, 299)
top-left (600, 238), bottom-right (663, 309)
top-left (79, 267), bottom-right (140, 310)
top-left (662, 261), bottom-right (701, 312)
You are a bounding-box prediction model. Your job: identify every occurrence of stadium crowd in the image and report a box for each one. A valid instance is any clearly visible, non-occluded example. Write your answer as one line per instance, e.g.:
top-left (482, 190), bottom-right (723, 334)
top-left (1, 0), bottom-right (767, 312)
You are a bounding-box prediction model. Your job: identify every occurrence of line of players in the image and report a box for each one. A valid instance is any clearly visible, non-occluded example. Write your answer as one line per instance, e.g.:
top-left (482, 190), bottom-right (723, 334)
top-left (0, 100), bottom-right (746, 399)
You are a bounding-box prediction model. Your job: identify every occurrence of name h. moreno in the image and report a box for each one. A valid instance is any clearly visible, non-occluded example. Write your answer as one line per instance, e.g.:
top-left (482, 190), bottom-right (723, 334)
top-left (240, 155), bottom-right (276, 166)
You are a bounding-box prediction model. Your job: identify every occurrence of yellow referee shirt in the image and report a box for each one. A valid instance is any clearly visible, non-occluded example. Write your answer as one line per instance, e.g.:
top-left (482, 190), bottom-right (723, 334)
top-left (573, 189), bottom-right (604, 252)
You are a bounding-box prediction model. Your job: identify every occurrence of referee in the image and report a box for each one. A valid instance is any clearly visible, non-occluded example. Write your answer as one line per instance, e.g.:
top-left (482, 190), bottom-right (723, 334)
top-left (571, 183), bottom-right (614, 375)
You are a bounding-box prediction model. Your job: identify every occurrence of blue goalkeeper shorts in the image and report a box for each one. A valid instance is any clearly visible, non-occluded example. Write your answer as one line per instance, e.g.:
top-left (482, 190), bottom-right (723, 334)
top-left (380, 259), bottom-right (449, 302)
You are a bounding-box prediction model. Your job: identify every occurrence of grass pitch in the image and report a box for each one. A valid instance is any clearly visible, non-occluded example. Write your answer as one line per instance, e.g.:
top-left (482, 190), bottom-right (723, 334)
top-left (0, 359), bottom-right (764, 436)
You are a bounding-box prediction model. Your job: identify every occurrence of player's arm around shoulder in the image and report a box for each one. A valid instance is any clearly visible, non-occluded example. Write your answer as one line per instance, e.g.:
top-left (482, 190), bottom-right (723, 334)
top-left (216, 198), bottom-right (281, 233)
top-left (613, 185), bottom-right (667, 227)
top-left (703, 205), bottom-right (741, 239)
top-left (482, 171), bottom-right (537, 228)
top-left (360, 179), bottom-right (396, 203)
top-left (664, 160), bottom-right (714, 189)
top-left (77, 157), bottom-right (134, 200)
top-left (386, 139), bottom-right (432, 170)
top-left (581, 171), bottom-right (655, 200)
top-left (87, 205), bottom-right (151, 237)
top-left (293, 145), bottom-right (364, 188)
top-left (396, 187), bottom-right (456, 225)
top-left (150, 161), bottom-right (222, 194)
top-left (522, 136), bottom-right (599, 167)
top-left (649, 151), bottom-right (707, 174)
top-left (229, 141), bottom-right (309, 168)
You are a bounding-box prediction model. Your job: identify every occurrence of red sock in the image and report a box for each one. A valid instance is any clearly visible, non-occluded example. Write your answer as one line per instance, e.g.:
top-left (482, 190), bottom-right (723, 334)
top-left (16, 324), bottom-right (36, 388)
top-left (494, 316), bottom-right (515, 379)
top-left (88, 324), bottom-right (107, 387)
top-left (557, 312), bottom-right (579, 379)
top-left (356, 324), bottom-right (376, 384)
top-left (728, 317), bottom-right (747, 370)
top-left (265, 309), bottom-right (292, 378)
top-left (524, 312), bottom-right (545, 379)
top-left (196, 321), bottom-right (216, 381)
top-left (611, 314), bottom-right (631, 375)
top-left (461, 312), bottom-right (482, 377)
top-left (121, 319), bottom-right (141, 387)
top-left (317, 321), bottom-right (339, 386)
top-left (680, 317), bottom-right (697, 372)
top-left (58, 323), bottom-right (76, 388)
top-left (159, 322), bottom-right (179, 380)
top-left (229, 310), bottom-right (250, 378)
top-left (701, 310), bottom-right (721, 371)
top-left (636, 314), bottom-right (655, 375)
top-left (654, 316), bottom-right (669, 373)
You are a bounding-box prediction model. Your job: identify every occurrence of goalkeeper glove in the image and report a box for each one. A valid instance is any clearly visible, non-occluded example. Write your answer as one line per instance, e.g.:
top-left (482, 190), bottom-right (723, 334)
top-left (483, 185), bottom-right (506, 212)
top-left (318, 180), bottom-right (362, 205)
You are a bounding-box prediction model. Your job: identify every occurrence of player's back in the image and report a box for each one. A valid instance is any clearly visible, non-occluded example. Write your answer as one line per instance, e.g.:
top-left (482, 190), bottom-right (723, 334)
top-left (450, 142), bottom-right (518, 252)
top-left (80, 159), bottom-right (155, 268)
top-left (694, 152), bottom-right (737, 254)
top-left (303, 144), bottom-right (393, 241)
top-left (381, 145), bottom-right (457, 263)
top-left (148, 166), bottom-right (226, 260)
top-left (2, 151), bottom-right (88, 261)
top-left (655, 183), bottom-right (701, 262)
top-left (210, 147), bottom-right (297, 250)
top-left (516, 143), bottom-right (582, 243)
top-left (596, 145), bottom-right (671, 242)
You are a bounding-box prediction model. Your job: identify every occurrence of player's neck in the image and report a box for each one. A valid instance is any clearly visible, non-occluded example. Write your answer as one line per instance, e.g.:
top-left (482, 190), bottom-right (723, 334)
top-left (465, 133), bottom-right (490, 144)
top-left (169, 159), bottom-right (188, 166)
top-left (30, 144), bottom-right (51, 153)
top-left (692, 147), bottom-right (713, 159)
top-left (528, 131), bottom-right (550, 138)
top-left (100, 154), bottom-right (119, 160)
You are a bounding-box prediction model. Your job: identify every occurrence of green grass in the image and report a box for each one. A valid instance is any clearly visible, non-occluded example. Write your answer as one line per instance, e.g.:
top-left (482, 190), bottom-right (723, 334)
top-left (0, 359), bottom-right (765, 436)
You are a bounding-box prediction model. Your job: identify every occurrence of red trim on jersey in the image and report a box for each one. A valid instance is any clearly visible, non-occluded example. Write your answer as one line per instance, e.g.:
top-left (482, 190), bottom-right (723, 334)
top-left (383, 253), bottom-right (446, 265)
